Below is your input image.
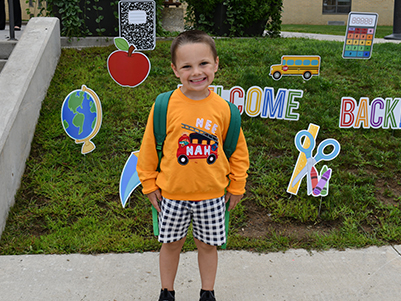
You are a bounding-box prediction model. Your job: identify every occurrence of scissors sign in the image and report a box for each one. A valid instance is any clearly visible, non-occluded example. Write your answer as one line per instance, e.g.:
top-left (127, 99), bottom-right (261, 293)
top-left (291, 130), bottom-right (341, 195)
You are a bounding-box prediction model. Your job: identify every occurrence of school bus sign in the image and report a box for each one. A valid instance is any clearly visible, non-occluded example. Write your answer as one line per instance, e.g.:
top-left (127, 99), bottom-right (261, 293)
top-left (270, 55), bottom-right (321, 81)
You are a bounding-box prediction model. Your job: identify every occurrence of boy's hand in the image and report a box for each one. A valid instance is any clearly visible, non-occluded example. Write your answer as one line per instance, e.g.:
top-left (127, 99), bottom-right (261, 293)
top-left (225, 192), bottom-right (243, 211)
top-left (146, 189), bottom-right (162, 212)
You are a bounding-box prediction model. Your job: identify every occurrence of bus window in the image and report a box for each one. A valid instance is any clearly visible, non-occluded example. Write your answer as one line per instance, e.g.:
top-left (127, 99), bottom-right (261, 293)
top-left (311, 60), bottom-right (319, 65)
top-left (287, 59), bottom-right (294, 65)
top-left (304, 60), bottom-right (310, 65)
top-left (295, 60), bottom-right (302, 65)
top-left (282, 59), bottom-right (286, 65)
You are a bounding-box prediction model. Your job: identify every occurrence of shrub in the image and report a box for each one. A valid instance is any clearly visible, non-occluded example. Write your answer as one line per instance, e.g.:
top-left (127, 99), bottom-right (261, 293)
top-left (184, 0), bottom-right (282, 37)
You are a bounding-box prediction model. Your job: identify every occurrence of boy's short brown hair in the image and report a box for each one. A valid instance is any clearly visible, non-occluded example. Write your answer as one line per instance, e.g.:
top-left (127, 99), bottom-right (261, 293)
top-left (171, 30), bottom-right (218, 66)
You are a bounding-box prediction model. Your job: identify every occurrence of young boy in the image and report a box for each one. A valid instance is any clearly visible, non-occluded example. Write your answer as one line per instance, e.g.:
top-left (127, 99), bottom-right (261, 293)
top-left (137, 30), bottom-right (249, 301)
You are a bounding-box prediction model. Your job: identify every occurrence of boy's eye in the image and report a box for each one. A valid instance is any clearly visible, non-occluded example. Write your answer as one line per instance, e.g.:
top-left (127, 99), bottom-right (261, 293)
top-left (182, 65), bottom-right (190, 69)
top-left (201, 62), bottom-right (208, 66)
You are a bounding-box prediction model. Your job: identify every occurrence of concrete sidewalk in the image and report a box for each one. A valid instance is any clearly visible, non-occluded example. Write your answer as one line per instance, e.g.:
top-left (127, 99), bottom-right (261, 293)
top-left (1, 245), bottom-right (401, 300)
top-left (280, 31), bottom-right (401, 44)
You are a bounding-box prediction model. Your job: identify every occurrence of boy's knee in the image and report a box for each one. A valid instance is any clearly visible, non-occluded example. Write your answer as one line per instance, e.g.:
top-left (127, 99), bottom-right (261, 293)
top-left (194, 238), bottom-right (217, 251)
top-left (163, 237), bottom-right (186, 251)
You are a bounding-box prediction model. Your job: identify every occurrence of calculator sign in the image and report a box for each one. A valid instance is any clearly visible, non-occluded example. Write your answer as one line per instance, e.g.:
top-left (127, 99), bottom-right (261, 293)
top-left (343, 12), bottom-right (378, 59)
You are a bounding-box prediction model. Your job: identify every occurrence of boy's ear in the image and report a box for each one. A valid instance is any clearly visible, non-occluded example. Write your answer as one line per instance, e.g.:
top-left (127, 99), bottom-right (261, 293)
top-left (171, 63), bottom-right (180, 78)
top-left (214, 56), bottom-right (219, 72)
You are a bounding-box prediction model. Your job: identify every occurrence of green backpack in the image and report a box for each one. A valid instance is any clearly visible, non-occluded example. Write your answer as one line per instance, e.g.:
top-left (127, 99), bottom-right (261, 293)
top-left (151, 90), bottom-right (242, 249)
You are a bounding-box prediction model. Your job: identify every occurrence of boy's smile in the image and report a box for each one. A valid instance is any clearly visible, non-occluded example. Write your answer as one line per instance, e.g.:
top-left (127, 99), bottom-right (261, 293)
top-left (171, 42), bottom-right (219, 100)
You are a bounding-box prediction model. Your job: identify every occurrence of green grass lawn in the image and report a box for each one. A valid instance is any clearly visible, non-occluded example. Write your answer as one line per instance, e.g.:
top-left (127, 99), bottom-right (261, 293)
top-left (1, 36), bottom-right (401, 255)
top-left (281, 24), bottom-right (394, 38)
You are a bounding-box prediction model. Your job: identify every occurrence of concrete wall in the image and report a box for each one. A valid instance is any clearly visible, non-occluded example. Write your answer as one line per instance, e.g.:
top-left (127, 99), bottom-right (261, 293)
top-left (0, 17), bottom-right (61, 236)
top-left (282, 0), bottom-right (394, 26)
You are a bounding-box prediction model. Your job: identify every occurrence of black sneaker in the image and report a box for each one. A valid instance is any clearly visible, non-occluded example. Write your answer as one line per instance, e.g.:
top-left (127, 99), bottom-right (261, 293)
top-left (199, 289), bottom-right (216, 301)
top-left (158, 288), bottom-right (175, 301)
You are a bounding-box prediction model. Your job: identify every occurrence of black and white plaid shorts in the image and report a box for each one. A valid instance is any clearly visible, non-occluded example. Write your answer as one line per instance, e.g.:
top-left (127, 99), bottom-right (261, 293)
top-left (158, 196), bottom-right (226, 246)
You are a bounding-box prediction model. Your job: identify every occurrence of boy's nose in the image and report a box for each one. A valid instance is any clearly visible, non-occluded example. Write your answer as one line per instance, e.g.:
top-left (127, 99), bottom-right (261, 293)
top-left (192, 66), bottom-right (202, 75)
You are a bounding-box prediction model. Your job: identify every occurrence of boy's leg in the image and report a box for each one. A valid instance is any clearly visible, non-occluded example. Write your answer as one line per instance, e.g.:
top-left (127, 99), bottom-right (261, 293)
top-left (160, 237), bottom-right (186, 291)
top-left (191, 196), bottom-right (226, 292)
top-left (194, 238), bottom-right (218, 291)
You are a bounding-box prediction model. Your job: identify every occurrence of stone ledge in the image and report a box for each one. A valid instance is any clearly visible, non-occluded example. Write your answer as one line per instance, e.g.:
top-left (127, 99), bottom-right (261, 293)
top-left (0, 17), bottom-right (61, 236)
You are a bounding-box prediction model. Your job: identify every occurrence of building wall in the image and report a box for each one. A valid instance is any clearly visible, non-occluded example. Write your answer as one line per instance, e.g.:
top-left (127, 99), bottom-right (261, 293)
top-left (282, 0), bottom-right (394, 26)
top-left (4, 1), bottom-right (46, 23)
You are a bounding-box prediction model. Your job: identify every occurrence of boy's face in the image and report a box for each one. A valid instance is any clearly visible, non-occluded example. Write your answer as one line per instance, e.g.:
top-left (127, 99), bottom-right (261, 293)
top-left (171, 42), bottom-right (219, 100)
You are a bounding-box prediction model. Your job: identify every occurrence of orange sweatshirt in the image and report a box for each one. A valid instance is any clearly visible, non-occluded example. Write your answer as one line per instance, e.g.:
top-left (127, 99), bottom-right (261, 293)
top-left (137, 88), bottom-right (249, 201)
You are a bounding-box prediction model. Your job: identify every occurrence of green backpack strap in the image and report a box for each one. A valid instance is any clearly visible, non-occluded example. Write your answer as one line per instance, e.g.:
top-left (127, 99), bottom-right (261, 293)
top-left (152, 90), bottom-right (173, 236)
top-left (223, 101), bottom-right (241, 160)
top-left (153, 90), bottom-right (174, 171)
top-left (221, 101), bottom-right (241, 249)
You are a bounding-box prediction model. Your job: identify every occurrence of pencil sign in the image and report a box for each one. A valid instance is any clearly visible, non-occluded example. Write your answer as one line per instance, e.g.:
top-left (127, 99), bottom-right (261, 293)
top-left (118, 0), bottom-right (156, 50)
top-left (287, 124), bottom-right (340, 197)
top-left (342, 12), bottom-right (378, 59)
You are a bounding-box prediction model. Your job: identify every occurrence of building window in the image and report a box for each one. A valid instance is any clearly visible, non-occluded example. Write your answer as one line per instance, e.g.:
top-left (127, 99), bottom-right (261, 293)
top-left (323, 0), bottom-right (351, 14)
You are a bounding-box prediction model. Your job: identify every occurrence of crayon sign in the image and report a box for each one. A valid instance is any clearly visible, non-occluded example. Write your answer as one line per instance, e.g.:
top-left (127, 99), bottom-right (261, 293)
top-left (287, 124), bottom-right (341, 197)
top-left (339, 97), bottom-right (401, 129)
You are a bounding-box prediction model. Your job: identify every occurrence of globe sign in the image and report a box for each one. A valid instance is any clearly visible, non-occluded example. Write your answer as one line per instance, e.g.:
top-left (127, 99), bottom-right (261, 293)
top-left (61, 85), bottom-right (102, 154)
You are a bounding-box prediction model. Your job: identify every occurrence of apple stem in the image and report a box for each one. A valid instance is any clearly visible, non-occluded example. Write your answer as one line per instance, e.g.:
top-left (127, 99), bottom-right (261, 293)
top-left (128, 45), bottom-right (136, 57)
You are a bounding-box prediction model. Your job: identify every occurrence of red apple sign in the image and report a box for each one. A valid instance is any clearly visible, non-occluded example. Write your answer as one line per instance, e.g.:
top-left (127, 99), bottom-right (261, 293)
top-left (107, 37), bottom-right (151, 87)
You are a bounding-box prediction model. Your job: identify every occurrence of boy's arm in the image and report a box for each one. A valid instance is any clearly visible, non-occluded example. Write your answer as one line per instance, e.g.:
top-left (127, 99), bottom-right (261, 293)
top-left (225, 192), bottom-right (243, 211)
top-left (137, 104), bottom-right (160, 195)
top-left (226, 128), bottom-right (249, 198)
top-left (146, 189), bottom-right (162, 212)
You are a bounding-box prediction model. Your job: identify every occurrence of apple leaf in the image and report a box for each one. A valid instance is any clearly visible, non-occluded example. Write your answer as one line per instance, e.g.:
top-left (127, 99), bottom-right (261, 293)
top-left (114, 37), bottom-right (130, 51)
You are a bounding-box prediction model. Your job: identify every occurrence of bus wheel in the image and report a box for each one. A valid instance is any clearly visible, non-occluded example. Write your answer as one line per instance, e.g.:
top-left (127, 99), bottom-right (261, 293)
top-left (207, 154), bottom-right (216, 165)
top-left (178, 155), bottom-right (189, 165)
top-left (303, 71), bottom-right (312, 80)
top-left (273, 71), bottom-right (282, 80)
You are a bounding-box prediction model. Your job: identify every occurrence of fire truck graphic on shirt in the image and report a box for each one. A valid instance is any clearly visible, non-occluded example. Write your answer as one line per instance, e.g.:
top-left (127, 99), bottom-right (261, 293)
top-left (177, 123), bottom-right (219, 165)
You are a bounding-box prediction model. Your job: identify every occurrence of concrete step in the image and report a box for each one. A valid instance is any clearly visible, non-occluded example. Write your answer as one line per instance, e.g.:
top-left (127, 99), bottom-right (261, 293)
top-left (0, 59), bottom-right (7, 71)
top-left (0, 40), bottom-right (17, 72)
top-left (0, 40), bottom-right (17, 59)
